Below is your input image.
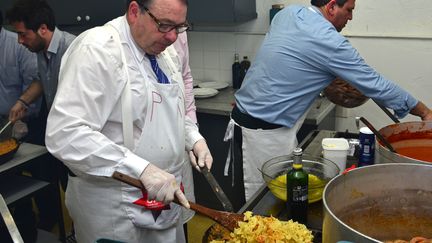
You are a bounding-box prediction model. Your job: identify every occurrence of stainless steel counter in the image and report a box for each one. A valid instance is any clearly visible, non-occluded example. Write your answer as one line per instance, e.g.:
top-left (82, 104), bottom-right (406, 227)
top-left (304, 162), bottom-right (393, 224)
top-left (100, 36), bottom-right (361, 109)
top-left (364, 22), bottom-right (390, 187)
top-left (195, 87), bottom-right (335, 125)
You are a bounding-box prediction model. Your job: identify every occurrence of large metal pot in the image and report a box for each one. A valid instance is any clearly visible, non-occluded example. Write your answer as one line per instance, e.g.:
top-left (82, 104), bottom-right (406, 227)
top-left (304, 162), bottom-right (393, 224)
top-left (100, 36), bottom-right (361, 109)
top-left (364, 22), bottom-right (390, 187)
top-left (376, 121), bottom-right (432, 164)
top-left (322, 163), bottom-right (432, 242)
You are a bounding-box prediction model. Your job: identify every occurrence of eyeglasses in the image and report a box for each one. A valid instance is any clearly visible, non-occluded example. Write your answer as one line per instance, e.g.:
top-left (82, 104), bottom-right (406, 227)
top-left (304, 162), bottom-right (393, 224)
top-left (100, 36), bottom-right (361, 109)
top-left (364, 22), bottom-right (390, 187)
top-left (142, 7), bottom-right (190, 33)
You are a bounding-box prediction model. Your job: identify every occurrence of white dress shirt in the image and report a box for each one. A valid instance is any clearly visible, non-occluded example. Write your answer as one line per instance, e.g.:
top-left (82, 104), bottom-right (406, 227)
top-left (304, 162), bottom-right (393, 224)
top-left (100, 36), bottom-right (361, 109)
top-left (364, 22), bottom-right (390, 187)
top-left (46, 16), bottom-right (202, 179)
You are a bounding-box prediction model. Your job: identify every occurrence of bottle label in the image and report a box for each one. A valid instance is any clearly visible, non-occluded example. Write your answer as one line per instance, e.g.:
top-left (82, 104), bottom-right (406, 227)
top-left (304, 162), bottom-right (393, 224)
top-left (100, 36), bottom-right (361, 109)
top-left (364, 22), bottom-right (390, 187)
top-left (359, 129), bottom-right (375, 166)
top-left (292, 185), bottom-right (308, 202)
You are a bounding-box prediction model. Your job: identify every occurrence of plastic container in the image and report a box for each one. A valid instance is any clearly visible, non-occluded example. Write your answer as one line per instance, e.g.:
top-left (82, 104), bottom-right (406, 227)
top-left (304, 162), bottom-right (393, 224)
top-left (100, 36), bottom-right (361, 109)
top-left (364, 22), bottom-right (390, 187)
top-left (322, 138), bottom-right (349, 173)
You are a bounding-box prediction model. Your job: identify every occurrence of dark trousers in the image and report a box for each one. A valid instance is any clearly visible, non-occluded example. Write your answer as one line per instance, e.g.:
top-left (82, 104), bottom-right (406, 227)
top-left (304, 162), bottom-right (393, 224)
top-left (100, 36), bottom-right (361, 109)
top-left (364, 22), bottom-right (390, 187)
top-left (183, 223), bottom-right (188, 243)
top-left (232, 124), bottom-right (246, 208)
top-left (24, 98), bottom-right (68, 230)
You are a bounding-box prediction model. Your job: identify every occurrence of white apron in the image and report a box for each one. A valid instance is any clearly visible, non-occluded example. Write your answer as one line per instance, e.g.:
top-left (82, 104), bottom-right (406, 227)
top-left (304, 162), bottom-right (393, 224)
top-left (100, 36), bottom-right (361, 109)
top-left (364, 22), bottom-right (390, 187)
top-left (225, 109), bottom-right (310, 201)
top-left (66, 25), bottom-right (187, 243)
top-left (180, 153), bottom-right (195, 223)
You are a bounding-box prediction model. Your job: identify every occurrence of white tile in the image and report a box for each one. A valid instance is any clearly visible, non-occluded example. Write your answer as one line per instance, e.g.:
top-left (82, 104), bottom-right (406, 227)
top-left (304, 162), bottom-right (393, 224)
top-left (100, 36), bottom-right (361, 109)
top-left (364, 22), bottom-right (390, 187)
top-left (187, 32), bottom-right (203, 51)
top-left (203, 69), bottom-right (220, 82)
top-left (219, 70), bottom-right (233, 85)
top-left (235, 34), bottom-right (264, 54)
top-left (189, 50), bottom-right (204, 69)
top-left (190, 68), bottom-right (204, 81)
top-left (203, 51), bottom-right (219, 69)
top-left (218, 33), bottom-right (236, 52)
top-left (202, 32), bottom-right (220, 51)
top-left (220, 51), bottom-right (236, 70)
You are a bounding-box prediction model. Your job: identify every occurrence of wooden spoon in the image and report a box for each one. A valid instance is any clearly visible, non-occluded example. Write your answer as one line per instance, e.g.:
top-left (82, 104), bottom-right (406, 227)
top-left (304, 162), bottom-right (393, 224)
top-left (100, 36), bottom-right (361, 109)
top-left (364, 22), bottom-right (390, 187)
top-left (112, 171), bottom-right (244, 231)
top-left (372, 99), bottom-right (400, 123)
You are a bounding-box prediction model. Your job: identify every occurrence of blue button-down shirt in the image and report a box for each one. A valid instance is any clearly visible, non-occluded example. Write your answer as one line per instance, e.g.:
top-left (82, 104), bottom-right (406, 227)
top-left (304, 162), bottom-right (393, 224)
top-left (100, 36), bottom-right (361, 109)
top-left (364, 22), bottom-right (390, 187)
top-left (235, 5), bottom-right (417, 128)
top-left (37, 28), bottom-right (75, 109)
top-left (0, 28), bottom-right (39, 116)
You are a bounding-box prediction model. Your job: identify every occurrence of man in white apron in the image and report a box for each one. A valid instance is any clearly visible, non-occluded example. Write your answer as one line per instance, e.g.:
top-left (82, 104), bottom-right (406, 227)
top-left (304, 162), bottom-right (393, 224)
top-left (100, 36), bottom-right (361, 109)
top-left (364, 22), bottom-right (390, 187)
top-left (225, 106), bottom-right (309, 203)
top-left (45, 0), bottom-right (213, 242)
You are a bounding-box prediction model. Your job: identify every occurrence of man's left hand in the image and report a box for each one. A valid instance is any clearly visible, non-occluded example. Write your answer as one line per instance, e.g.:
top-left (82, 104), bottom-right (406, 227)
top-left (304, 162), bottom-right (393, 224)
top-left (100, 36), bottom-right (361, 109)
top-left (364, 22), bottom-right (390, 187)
top-left (9, 101), bottom-right (27, 122)
top-left (189, 139), bottom-right (213, 171)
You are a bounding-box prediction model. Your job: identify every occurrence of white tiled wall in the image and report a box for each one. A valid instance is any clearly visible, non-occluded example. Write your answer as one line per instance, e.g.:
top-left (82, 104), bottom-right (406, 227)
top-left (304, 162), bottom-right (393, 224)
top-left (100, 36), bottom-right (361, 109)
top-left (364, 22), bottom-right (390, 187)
top-left (188, 32), bottom-right (265, 85)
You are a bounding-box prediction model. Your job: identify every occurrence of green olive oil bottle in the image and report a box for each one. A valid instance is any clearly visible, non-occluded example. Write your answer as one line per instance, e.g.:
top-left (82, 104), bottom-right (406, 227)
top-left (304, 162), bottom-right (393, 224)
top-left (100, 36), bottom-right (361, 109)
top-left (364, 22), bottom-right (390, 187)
top-left (286, 147), bottom-right (308, 224)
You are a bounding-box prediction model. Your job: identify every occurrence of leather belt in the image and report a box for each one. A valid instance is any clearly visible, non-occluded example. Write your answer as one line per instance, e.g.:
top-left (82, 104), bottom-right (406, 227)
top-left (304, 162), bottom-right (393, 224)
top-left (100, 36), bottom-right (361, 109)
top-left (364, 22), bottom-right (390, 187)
top-left (232, 105), bottom-right (283, 130)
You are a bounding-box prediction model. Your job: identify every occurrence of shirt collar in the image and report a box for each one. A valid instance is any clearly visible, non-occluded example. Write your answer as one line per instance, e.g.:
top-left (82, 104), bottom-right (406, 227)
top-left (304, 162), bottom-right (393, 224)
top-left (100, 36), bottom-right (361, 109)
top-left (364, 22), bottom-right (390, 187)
top-left (308, 5), bottom-right (322, 16)
top-left (119, 16), bottom-right (146, 63)
top-left (45, 27), bottom-right (62, 59)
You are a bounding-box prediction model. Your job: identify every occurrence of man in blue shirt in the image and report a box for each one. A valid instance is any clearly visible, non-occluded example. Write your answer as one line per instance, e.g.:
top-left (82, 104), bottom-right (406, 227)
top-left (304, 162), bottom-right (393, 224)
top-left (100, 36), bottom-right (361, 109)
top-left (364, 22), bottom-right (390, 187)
top-left (0, 9), bottom-right (43, 243)
top-left (6, 0), bottom-right (75, 116)
top-left (6, 0), bottom-right (75, 232)
top-left (0, 10), bottom-right (40, 131)
top-left (227, 0), bottom-right (432, 202)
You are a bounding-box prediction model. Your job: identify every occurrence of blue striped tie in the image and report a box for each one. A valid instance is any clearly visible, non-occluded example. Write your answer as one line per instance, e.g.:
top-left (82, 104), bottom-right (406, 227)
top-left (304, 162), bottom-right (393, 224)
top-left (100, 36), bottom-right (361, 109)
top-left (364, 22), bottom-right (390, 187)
top-left (147, 54), bottom-right (170, 84)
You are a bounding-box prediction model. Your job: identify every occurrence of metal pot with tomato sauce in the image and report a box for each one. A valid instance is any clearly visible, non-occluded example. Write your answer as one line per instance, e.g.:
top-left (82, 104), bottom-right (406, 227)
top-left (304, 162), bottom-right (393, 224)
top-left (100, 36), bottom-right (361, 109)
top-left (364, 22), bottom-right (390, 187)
top-left (376, 121), bottom-right (432, 164)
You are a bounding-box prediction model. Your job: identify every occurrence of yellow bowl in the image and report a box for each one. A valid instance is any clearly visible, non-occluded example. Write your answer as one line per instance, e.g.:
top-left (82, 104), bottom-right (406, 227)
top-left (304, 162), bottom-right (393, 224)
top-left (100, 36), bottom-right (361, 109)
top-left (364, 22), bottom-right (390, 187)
top-left (260, 154), bottom-right (340, 203)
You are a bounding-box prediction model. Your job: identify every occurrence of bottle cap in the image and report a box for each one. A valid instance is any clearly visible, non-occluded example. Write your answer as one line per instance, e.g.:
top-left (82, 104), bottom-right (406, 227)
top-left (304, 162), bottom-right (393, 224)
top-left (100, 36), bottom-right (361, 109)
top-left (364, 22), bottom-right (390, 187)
top-left (272, 4), bottom-right (284, 9)
top-left (359, 127), bottom-right (373, 135)
top-left (293, 147), bottom-right (302, 156)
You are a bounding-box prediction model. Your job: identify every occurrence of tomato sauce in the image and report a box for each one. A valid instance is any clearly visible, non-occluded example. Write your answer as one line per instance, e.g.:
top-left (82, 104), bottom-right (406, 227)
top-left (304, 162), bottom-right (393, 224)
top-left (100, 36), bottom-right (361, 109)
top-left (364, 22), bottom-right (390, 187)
top-left (396, 146), bottom-right (432, 162)
top-left (385, 131), bottom-right (432, 163)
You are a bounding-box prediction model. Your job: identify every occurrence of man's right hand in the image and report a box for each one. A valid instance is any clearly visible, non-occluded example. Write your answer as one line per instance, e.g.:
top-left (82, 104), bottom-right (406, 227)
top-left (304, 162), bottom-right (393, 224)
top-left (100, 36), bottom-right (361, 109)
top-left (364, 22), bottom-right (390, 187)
top-left (139, 164), bottom-right (190, 208)
top-left (9, 100), bottom-right (27, 122)
top-left (410, 101), bottom-right (432, 121)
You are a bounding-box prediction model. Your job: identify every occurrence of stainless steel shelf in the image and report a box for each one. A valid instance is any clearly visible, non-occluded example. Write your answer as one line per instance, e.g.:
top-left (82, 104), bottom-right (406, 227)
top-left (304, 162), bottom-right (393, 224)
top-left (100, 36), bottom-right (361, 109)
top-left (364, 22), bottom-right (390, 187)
top-left (0, 143), bottom-right (66, 242)
top-left (0, 175), bottom-right (50, 205)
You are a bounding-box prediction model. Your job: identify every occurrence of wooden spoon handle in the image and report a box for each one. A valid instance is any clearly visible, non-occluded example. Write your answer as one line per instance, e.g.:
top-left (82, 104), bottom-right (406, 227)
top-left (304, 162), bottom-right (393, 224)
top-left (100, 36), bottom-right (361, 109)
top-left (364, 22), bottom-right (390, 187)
top-left (112, 171), bottom-right (185, 205)
top-left (112, 172), bottom-right (223, 214)
top-left (112, 171), bottom-right (232, 222)
top-left (372, 99), bottom-right (400, 123)
top-left (112, 171), bottom-right (243, 232)
top-left (112, 171), bottom-right (144, 189)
